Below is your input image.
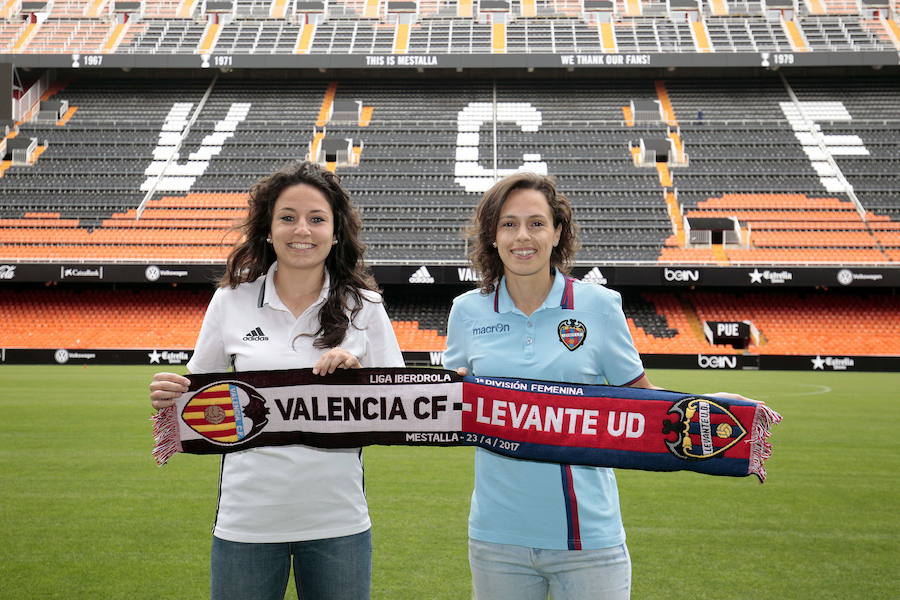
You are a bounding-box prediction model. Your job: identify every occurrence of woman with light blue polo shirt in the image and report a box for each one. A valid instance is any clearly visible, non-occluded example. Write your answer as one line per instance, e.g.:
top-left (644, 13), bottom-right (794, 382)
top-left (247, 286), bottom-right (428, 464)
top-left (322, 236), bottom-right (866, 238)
top-left (443, 172), bottom-right (755, 600)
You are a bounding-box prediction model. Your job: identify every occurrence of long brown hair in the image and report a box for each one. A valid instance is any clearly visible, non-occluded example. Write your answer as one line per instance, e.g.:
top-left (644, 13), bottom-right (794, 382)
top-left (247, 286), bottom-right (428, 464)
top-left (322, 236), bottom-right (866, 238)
top-left (466, 172), bottom-right (579, 294)
top-left (221, 161), bottom-right (377, 349)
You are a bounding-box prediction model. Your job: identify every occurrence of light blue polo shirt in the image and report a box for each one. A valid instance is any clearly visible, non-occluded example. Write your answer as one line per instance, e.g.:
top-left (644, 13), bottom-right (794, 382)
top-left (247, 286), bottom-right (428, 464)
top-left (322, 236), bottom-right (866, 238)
top-left (443, 270), bottom-right (644, 550)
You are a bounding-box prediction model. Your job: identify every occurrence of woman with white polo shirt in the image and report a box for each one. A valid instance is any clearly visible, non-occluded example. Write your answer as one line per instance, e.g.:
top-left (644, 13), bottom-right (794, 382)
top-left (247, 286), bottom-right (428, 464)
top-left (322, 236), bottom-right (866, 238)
top-left (149, 161), bottom-right (404, 600)
top-left (443, 172), bottom-right (756, 600)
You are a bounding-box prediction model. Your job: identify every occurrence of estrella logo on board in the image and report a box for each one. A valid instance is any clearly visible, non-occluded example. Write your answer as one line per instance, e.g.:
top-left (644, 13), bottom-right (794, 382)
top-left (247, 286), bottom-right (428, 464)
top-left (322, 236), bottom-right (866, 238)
top-left (557, 319), bottom-right (587, 351)
top-left (181, 381), bottom-right (270, 445)
top-left (662, 397), bottom-right (746, 460)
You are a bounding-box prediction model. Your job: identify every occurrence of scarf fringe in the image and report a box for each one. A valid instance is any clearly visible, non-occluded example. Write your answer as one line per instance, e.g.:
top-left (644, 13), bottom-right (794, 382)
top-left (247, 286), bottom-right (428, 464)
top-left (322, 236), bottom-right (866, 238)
top-left (151, 406), bottom-right (182, 466)
top-left (747, 403), bottom-right (783, 483)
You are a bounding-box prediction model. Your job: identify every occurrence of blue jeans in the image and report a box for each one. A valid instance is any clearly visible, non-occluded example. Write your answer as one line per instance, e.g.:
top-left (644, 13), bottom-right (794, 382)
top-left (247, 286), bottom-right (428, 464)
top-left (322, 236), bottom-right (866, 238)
top-left (469, 538), bottom-right (631, 600)
top-left (210, 529), bottom-right (371, 600)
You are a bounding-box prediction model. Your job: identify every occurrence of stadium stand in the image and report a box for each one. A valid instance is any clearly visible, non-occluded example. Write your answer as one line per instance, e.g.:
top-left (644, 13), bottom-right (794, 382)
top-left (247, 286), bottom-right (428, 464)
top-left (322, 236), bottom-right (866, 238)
top-left (0, 78), bottom-right (210, 221)
top-left (2, 285), bottom-right (897, 357)
top-left (0, 1), bottom-right (898, 362)
top-left (3, 74), bottom-right (898, 264)
top-left (0, 285), bottom-right (211, 349)
top-left (687, 290), bottom-right (900, 356)
top-left (659, 193), bottom-right (893, 263)
top-left (629, 289), bottom-right (900, 356)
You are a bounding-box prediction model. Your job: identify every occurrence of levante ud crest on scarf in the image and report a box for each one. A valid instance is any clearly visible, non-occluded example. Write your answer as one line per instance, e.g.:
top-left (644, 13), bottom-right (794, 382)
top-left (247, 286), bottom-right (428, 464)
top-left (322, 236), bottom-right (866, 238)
top-left (181, 381), bottom-right (270, 445)
top-left (662, 397), bottom-right (747, 460)
top-left (558, 319), bottom-right (587, 351)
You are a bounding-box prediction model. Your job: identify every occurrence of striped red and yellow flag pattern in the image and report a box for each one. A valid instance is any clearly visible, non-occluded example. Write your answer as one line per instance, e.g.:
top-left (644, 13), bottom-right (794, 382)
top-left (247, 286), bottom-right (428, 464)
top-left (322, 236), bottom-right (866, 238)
top-left (182, 383), bottom-right (239, 443)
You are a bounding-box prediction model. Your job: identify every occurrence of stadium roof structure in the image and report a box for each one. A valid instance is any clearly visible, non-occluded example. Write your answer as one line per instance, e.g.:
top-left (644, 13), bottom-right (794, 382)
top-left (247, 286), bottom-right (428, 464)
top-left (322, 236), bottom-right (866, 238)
top-left (2, 49), bottom-right (898, 72)
top-left (0, 0), bottom-right (899, 70)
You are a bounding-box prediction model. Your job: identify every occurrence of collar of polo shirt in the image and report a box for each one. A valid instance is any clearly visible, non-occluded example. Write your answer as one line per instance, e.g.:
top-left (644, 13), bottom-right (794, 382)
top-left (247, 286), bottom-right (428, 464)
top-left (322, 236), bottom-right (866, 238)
top-left (258, 261), bottom-right (331, 313)
top-left (494, 269), bottom-right (567, 315)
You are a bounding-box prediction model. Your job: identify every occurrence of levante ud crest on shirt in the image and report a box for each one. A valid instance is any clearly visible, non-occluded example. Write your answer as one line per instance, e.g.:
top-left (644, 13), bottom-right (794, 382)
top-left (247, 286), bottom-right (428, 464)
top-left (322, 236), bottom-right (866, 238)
top-left (181, 381), bottom-right (270, 445)
top-left (558, 319), bottom-right (587, 351)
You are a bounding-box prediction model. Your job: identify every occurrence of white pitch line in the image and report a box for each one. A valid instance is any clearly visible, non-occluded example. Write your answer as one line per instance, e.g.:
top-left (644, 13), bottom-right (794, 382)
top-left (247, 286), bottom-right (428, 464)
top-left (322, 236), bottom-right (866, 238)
top-left (754, 384), bottom-right (833, 400)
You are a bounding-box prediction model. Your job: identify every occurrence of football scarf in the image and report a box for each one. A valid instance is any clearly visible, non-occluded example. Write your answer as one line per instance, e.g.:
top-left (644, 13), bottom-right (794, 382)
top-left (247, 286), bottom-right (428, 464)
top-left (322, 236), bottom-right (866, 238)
top-left (152, 367), bottom-right (782, 482)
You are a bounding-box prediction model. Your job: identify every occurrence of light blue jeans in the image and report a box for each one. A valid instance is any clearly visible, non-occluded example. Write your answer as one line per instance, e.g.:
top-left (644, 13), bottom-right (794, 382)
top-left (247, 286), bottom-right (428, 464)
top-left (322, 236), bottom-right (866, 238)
top-left (210, 529), bottom-right (371, 600)
top-left (469, 538), bottom-right (631, 600)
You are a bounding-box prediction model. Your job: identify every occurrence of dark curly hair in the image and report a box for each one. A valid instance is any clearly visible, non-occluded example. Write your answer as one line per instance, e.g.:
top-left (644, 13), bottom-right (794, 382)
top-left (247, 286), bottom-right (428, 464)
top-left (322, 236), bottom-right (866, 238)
top-left (221, 161), bottom-right (377, 349)
top-left (466, 172), bottom-right (579, 294)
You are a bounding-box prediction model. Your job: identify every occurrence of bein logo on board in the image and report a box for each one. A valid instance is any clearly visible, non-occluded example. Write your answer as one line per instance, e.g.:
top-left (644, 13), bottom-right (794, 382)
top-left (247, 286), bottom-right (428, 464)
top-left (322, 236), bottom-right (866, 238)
top-left (664, 268), bottom-right (700, 283)
top-left (697, 354), bottom-right (738, 369)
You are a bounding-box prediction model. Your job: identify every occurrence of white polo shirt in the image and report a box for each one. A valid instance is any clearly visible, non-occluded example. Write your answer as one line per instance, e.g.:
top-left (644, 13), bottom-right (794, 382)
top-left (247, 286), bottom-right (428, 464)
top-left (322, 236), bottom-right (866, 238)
top-left (187, 261), bottom-right (404, 543)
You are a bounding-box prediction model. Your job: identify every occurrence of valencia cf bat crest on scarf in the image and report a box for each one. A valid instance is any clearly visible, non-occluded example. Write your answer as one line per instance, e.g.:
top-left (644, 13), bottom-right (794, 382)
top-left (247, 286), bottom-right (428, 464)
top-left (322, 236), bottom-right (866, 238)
top-left (181, 381), bottom-right (269, 445)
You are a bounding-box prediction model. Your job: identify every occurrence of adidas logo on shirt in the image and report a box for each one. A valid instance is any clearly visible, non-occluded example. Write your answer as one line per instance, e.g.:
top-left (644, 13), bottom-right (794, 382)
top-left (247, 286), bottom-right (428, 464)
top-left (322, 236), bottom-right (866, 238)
top-left (243, 327), bottom-right (269, 341)
top-left (582, 267), bottom-right (608, 285)
top-left (408, 266), bottom-right (435, 284)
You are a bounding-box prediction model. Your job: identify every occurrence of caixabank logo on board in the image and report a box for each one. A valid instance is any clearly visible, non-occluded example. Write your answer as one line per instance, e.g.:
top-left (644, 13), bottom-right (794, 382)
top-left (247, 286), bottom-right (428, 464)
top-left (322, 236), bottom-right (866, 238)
top-left (0, 265), bottom-right (16, 280)
top-left (60, 266), bottom-right (103, 279)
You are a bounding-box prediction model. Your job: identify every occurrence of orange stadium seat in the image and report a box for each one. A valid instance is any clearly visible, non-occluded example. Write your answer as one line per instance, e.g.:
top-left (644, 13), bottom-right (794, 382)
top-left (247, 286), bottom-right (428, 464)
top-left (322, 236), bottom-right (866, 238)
top-left (391, 321), bottom-right (447, 352)
top-left (0, 194), bottom-right (247, 261)
top-left (687, 291), bottom-right (900, 356)
top-left (0, 287), bottom-right (211, 349)
top-left (627, 291), bottom-right (900, 356)
top-left (0, 289), bottom-right (451, 352)
top-left (660, 193), bottom-right (896, 264)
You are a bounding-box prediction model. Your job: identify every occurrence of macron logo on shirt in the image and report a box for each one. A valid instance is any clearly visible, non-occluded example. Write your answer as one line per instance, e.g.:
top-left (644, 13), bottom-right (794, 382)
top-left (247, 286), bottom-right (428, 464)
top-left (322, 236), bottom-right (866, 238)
top-left (243, 327), bottom-right (269, 342)
top-left (472, 323), bottom-right (510, 337)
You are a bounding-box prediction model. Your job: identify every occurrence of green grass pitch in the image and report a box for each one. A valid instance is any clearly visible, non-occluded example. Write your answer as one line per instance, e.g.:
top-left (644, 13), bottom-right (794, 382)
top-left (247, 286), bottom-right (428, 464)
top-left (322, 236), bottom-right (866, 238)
top-left (1, 365), bottom-right (897, 599)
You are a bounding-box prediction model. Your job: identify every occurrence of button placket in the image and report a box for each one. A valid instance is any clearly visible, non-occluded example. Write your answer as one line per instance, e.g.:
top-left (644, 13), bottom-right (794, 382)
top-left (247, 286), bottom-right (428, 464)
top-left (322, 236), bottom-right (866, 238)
top-left (523, 318), bottom-right (535, 358)
top-left (289, 312), bottom-right (312, 353)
